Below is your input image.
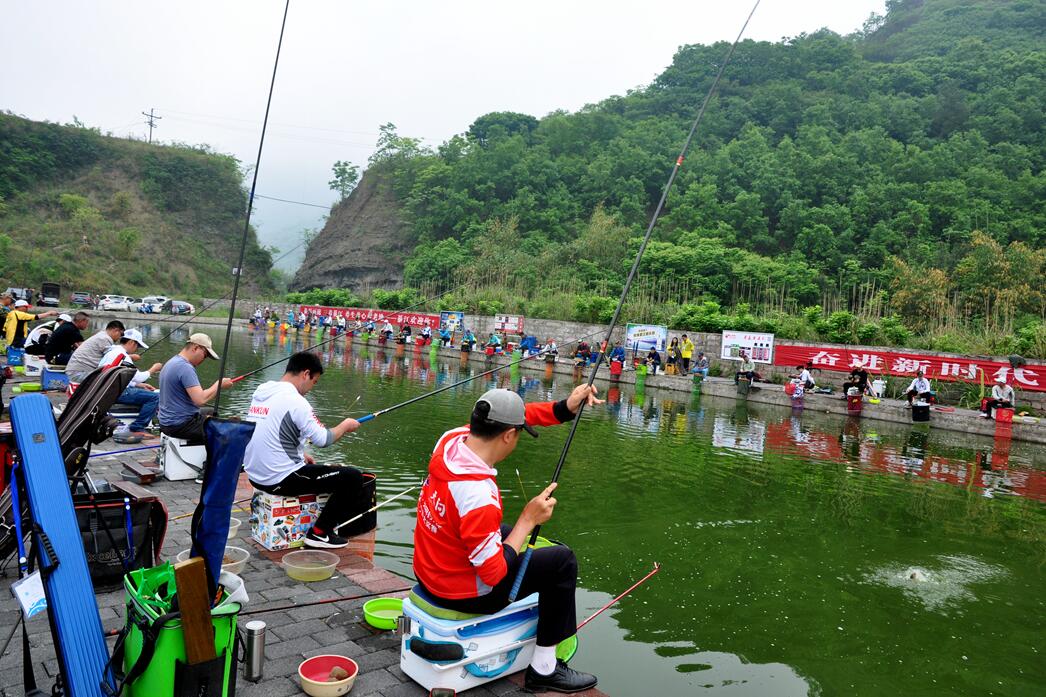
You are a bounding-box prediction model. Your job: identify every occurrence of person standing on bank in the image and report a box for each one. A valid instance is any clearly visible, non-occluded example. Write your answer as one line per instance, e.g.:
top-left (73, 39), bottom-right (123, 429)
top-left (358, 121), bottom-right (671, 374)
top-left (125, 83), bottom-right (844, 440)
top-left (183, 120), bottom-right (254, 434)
top-left (244, 351), bottom-right (362, 548)
top-left (157, 333), bottom-right (235, 444)
top-left (413, 385), bottom-right (603, 693)
top-left (680, 334), bottom-right (695, 373)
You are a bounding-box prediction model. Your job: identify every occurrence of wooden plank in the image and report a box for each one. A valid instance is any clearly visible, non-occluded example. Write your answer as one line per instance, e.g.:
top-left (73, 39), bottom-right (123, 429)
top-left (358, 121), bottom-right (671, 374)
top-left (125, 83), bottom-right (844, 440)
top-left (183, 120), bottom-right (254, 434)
top-left (174, 557), bottom-right (217, 664)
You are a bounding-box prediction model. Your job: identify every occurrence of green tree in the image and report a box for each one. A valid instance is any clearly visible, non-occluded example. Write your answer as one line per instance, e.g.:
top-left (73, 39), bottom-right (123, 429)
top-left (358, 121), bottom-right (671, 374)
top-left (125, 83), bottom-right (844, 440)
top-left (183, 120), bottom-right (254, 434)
top-left (328, 160), bottom-right (359, 201)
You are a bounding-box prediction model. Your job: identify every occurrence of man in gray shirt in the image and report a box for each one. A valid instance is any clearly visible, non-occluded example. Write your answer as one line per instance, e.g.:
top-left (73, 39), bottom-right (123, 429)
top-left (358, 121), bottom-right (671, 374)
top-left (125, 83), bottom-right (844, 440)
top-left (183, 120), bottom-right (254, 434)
top-left (66, 320), bottom-right (125, 382)
top-left (158, 332), bottom-right (235, 444)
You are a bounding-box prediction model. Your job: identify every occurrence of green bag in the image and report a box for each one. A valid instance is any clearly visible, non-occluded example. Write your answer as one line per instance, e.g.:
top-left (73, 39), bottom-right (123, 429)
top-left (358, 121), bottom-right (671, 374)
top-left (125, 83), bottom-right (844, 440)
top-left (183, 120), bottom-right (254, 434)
top-left (106, 563), bottom-right (241, 697)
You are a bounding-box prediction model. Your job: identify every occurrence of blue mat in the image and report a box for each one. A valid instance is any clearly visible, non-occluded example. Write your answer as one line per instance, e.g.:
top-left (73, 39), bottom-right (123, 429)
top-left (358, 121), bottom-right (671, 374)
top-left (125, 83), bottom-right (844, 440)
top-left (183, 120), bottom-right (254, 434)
top-left (11, 393), bottom-right (112, 695)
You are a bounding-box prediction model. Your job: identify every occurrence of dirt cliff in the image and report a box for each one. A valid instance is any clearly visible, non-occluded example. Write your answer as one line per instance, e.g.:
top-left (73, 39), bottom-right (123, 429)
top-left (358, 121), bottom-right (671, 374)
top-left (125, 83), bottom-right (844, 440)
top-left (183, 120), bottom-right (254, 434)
top-left (291, 170), bottom-right (412, 292)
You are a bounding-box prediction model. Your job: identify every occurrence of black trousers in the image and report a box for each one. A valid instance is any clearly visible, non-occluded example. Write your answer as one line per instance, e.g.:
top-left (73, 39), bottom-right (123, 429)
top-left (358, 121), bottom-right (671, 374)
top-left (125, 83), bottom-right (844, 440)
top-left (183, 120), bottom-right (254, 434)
top-left (906, 390), bottom-right (932, 404)
top-left (681, 357), bottom-right (691, 372)
top-left (424, 525), bottom-right (578, 647)
top-left (251, 464), bottom-right (364, 533)
top-left (983, 399), bottom-right (1012, 416)
top-left (159, 408), bottom-right (213, 445)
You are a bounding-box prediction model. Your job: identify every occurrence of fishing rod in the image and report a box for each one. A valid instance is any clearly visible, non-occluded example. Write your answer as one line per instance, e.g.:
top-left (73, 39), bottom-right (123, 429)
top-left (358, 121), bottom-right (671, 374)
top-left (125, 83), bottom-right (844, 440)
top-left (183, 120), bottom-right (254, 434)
top-left (577, 562), bottom-right (661, 630)
top-left (352, 328), bottom-right (606, 425)
top-left (333, 483), bottom-right (419, 533)
top-left (509, 0), bottom-right (761, 602)
top-left (213, 0), bottom-right (291, 415)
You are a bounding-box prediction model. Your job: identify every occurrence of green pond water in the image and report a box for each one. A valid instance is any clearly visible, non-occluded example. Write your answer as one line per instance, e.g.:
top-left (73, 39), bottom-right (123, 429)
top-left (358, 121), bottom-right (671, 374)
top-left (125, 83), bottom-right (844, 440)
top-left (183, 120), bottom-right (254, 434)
top-left (128, 322), bottom-right (1046, 696)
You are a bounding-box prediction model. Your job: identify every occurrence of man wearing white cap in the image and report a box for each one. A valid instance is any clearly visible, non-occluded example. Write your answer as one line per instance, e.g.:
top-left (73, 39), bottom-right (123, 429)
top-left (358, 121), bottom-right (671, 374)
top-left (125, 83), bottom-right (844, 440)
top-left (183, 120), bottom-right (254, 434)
top-left (981, 378), bottom-right (1016, 419)
top-left (3, 298), bottom-right (58, 348)
top-left (158, 332), bottom-right (235, 444)
top-left (99, 328), bottom-right (163, 442)
top-left (23, 313), bottom-right (70, 355)
top-left (412, 384), bottom-right (603, 693)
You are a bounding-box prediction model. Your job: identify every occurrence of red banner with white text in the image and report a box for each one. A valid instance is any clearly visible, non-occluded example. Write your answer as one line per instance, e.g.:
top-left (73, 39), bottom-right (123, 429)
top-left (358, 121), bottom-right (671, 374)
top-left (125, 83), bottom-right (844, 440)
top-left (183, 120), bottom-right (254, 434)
top-left (298, 305), bottom-right (440, 328)
top-left (773, 343), bottom-right (1044, 392)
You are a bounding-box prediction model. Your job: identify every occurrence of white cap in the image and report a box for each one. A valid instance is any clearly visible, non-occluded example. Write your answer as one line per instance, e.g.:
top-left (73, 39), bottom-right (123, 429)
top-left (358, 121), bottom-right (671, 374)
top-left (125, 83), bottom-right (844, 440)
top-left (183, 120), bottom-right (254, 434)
top-left (121, 328), bottom-right (149, 349)
top-left (58, 313), bottom-right (73, 322)
top-left (14, 299), bottom-right (28, 308)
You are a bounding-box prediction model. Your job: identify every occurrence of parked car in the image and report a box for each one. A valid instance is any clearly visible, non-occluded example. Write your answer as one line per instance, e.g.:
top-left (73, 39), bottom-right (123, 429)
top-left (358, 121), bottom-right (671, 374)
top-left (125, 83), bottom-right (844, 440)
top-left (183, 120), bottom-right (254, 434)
top-left (38, 282), bottom-right (61, 307)
top-left (169, 300), bottom-right (195, 315)
top-left (127, 298), bottom-right (144, 312)
top-left (3, 287), bottom-right (33, 303)
top-left (101, 295), bottom-right (132, 312)
top-left (138, 295), bottom-right (168, 313)
top-left (70, 291), bottom-right (93, 307)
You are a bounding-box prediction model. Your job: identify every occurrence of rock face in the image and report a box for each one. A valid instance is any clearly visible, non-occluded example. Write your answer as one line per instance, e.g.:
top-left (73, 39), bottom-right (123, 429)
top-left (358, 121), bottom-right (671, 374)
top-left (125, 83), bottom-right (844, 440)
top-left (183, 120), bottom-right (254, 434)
top-left (291, 170), bottom-right (411, 292)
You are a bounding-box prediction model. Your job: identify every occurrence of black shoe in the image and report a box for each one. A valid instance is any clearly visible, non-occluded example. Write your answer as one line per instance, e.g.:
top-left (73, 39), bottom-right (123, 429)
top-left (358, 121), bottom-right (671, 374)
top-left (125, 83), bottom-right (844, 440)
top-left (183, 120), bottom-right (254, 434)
top-left (305, 529), bottom-right (348, 549)
top-left (524, 660), bottom-right (597, 694)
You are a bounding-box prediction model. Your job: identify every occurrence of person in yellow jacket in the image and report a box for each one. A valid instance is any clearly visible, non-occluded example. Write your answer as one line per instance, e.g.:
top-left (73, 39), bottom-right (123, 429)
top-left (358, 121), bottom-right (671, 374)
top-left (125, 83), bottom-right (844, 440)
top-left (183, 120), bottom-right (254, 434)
top-left (680, 334), bottom-right (695, 373)
top-left (4, 299), bottom-right (58, 348)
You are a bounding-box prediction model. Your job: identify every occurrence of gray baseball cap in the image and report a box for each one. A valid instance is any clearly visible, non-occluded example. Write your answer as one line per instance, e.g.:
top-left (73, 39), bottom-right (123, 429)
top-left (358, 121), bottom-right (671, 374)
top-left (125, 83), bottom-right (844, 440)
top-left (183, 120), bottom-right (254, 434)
top-left (475, 389), bottom-right (538, 438)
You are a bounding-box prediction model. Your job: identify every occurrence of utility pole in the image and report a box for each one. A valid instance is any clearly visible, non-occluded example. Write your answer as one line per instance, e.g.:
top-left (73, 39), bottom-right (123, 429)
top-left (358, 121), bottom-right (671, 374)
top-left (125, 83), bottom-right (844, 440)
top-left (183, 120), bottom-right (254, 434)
top-left (141, 108), bottom-right (162, 144)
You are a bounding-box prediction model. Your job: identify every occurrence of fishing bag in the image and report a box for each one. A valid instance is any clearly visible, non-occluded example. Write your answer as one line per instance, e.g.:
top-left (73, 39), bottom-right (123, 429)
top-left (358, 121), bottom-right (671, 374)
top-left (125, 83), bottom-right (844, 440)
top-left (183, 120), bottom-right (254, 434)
top-left (105, 563), bottom-right (242, 697)
top-left (74, 485), bottom-right (168, 592)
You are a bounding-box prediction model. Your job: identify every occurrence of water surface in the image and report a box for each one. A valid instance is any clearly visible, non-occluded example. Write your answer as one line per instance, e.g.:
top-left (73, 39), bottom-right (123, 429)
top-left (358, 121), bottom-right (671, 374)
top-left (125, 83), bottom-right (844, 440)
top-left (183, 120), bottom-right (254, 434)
top-left (126, 322), bottom-right (1046, 696)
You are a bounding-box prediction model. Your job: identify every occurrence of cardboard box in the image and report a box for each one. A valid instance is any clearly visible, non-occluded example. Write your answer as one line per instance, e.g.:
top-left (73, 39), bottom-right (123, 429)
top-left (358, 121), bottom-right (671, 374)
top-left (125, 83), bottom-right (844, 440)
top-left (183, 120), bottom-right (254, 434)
top-left (250, 491), bottom-right (330, 551)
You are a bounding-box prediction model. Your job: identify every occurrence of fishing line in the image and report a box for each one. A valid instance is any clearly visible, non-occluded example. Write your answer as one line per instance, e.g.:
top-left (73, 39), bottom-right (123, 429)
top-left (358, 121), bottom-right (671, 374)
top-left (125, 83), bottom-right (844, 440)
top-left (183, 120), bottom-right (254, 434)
top-left (352, 328), bottom-right (606, 425)
top-left (509, 0), bottom-right (762, 602)
top-left (333, 483), bottom-right (419, 533)
top-left (139, 239), bottom-right (310, 356)
top-left (516, 468), bottom-right (528, 499)
top-left (213, 0), bottom-right (291, 415)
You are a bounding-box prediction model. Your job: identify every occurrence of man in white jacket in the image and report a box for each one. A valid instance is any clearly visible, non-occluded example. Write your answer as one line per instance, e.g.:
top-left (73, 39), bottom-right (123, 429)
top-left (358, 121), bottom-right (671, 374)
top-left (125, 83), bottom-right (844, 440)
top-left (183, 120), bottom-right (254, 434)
top-left (243, 351), bottom-right (361, 548)
top-left (981, 378), bottom-right (1016, 419)
top-left (98, 328), bottom-right (163, 442)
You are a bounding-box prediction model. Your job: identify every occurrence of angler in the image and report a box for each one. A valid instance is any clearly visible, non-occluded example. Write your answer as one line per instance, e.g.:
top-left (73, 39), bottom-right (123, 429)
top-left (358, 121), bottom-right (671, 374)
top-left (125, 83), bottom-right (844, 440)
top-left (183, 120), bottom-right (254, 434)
top-left (411, 385), bottom-right (603, 693)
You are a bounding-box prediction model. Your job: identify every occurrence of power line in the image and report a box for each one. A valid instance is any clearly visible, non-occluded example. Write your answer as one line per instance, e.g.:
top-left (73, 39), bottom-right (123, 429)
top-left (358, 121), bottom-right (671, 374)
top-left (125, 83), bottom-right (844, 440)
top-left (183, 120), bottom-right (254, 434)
top-left (253, 193), bottom-right (334, 209)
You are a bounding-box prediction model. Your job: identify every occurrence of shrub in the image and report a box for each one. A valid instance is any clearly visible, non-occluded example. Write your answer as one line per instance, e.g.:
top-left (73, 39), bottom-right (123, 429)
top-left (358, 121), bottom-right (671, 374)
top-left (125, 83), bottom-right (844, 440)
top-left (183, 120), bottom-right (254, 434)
top-left (372, 288), bottom-right (423, 310)
top-left (572, 294), bottom-right (616, 323)
top-left (879, 315), bottom-right (912, 345)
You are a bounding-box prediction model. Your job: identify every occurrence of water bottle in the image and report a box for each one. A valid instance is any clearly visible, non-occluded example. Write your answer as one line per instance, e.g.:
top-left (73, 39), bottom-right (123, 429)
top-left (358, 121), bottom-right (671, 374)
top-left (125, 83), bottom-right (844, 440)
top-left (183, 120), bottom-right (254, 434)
top-left (244, 620), bottom-right (266, 682)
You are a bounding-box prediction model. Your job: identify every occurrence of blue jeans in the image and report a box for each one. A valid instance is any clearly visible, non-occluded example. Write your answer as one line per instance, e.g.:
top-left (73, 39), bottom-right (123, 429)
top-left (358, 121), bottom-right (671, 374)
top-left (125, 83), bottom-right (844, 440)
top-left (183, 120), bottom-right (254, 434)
top-left (118, 386), bottom-right (159, 432)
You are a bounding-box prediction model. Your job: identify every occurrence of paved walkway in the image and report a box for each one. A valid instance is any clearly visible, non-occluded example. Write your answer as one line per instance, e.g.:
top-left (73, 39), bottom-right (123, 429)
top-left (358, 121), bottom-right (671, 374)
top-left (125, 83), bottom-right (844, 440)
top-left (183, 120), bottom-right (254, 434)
top-left (0, 380), bottom-right (606, 696)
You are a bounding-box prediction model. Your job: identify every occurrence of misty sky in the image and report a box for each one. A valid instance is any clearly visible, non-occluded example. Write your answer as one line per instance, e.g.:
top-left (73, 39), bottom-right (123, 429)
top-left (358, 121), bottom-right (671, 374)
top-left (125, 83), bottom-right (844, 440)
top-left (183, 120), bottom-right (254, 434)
top-left (1, 1), bottom-right (884, 272)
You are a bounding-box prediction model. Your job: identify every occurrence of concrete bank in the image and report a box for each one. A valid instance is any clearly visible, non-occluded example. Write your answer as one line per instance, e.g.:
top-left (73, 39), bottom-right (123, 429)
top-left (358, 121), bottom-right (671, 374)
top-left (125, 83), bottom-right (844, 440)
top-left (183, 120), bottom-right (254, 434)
top-left (397, 339), bottom-right (1046, 446)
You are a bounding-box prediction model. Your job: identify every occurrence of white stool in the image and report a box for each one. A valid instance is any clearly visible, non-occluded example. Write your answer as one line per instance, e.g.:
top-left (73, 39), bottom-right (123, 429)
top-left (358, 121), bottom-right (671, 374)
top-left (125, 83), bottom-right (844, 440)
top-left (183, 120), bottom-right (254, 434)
top-left (159, 433), bottom-right (206, 481)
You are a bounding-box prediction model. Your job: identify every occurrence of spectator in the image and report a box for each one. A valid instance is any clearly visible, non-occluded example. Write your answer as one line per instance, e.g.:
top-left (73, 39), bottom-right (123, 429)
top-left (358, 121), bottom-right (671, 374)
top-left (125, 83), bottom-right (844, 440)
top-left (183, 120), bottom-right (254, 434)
top-left (4, 299), bottom-right (59, 348)
top-left (665, 337), bottom-right (680, 375)
top-left (158, 333), bottom-right (235, 445)
top-left (904, 370), bottom-right (933, 406)
top-left (99, 328), bottom-right (163, 443)
top-left (680, 334), bottom-right (695, 373)
top-left (46, 312), bottom-right (90, 365)
top-left (66, 320), bottom-right (125, 382)
top-left (981, 378), bottom-right (1015, 419)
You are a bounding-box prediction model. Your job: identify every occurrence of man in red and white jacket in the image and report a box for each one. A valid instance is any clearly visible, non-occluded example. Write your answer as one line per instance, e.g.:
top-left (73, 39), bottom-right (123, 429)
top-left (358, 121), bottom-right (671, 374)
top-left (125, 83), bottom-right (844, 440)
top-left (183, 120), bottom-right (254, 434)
top-left (97, 328), bottom-right (163, 443)
top-left (413, 384), bottom-right (602, 694)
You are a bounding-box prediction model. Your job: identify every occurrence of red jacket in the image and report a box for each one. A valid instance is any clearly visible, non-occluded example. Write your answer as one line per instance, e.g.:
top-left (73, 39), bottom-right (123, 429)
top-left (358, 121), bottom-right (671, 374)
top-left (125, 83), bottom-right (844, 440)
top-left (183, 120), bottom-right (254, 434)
top-left (413, 400), bottom-right (572, 599)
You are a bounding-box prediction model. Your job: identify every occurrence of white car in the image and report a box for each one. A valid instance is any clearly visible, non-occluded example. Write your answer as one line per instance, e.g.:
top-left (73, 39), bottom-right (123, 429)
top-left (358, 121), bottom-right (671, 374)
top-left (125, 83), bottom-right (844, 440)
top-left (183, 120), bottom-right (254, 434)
top-left (138, 295), bottom-right (168, 313)
top-left (101, 295), bottom-right (132, 312)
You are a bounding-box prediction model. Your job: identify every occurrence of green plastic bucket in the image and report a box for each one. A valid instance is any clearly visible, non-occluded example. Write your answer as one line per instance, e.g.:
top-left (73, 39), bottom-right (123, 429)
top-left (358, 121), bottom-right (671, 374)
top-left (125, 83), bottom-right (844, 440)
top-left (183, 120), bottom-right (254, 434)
top-left (119, 563), bottom-right (240, 696)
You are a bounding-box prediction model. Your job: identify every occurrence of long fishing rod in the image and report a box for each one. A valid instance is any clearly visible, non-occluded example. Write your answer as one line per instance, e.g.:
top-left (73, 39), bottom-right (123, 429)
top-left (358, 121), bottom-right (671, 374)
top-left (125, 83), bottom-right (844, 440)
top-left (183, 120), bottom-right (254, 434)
top-left (139, 238), bottom-right (310, 356)
top-left (213, 0), bottom-right (291, 416)
top-left (509, 0), bottom-right (761, 602)
top-left (352, 328), bottom-right (606, 425)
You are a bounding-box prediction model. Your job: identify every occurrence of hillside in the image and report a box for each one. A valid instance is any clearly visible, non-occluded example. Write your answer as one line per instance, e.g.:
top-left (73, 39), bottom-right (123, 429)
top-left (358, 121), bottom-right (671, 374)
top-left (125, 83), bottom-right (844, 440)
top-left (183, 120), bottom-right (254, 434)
top-left (0, 113), bottom-right (274, 298)
top-left (292, 0), bottom-right (1045, 356)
